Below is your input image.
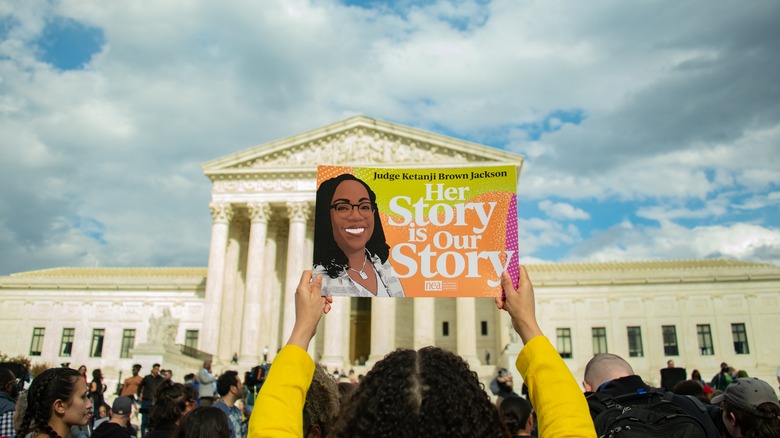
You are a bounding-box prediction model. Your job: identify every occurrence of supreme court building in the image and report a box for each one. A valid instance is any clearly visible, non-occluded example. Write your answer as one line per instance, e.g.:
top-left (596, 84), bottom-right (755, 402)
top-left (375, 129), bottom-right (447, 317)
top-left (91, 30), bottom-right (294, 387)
top-left (1, 116), bottom-right (779, 391)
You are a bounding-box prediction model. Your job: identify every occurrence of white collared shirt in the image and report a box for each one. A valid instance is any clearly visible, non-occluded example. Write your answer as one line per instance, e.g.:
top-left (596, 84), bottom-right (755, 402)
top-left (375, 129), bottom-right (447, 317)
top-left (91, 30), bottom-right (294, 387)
top-left (314, 251), bottom-right (405, 297)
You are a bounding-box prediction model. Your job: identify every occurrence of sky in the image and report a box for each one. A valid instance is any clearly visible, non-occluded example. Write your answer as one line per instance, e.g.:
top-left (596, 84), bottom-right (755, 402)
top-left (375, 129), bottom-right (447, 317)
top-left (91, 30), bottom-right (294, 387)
top-left (0, 0), bottom-right (778, 275)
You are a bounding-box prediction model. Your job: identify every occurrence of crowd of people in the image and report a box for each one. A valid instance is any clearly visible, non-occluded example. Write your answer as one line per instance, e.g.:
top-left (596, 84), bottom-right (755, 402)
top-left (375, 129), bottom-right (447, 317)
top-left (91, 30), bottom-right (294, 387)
top-left (1, 266), bottom-right (779, 437)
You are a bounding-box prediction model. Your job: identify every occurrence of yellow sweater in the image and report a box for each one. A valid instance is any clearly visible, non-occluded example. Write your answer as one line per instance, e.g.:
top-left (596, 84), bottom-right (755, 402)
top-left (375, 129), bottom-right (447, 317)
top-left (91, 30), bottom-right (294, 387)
top-left (516, 336), bottom-right (597, 438)
top-left (249, 337), bottom-right (596, 437)
top-left (248, 345), bottom-right (314, 438)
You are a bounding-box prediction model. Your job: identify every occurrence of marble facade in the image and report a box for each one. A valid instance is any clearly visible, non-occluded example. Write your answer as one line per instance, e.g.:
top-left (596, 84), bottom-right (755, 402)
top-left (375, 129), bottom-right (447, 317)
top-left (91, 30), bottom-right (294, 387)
top-left (1, 116), bottom-right (779, 393)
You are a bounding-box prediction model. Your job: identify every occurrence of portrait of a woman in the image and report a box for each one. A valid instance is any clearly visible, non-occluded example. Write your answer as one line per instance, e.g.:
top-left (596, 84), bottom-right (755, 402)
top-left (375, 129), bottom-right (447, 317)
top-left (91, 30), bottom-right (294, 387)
top-left (313, 173), bottom-right (405, 297)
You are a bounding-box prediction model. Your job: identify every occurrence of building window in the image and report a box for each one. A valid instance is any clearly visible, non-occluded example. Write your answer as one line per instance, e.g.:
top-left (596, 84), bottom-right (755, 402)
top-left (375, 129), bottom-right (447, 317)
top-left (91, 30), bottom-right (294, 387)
top-left (120, 329), bottom-right (136, 359)
top-left (556, 328), bottom-right (572, 358)
top-left (662, 325), bottom-right (679, 356)
top-left (90, 329), bottom-right (105, 358)
top-left (627, 326), bottom-right (643, 357)
top-left (592, 327), bottom-right (608, 355)
top-left (697, 324), bottom-right (714, 355)
top-left (731, 323), bottom-right (750, 354)
top-left (181, 330), bottom-right (199, 357)
top-left (442, 322), bottom-right (449, 337)
top-left (60, 328), bottom-right (75, 357)
top-left (184, 330), bottom-right (199, 350)
top-left (30, 327), bottom-right (45, 356)
top-left (480, 321), bottom-right (488, 336)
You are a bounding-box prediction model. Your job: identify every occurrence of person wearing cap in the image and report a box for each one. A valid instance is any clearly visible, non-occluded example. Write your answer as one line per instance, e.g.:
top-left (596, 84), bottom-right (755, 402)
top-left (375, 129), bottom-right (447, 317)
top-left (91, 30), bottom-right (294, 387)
top-left (711, 377), bottom-right (780, 437)
top-left (93, 396), bottom-right (136, 438)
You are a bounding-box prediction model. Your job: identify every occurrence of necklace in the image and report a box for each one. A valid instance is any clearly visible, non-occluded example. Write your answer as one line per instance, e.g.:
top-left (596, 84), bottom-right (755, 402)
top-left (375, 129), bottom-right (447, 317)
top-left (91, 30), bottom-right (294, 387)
top-left (348, 253), bottom-right (369, 280)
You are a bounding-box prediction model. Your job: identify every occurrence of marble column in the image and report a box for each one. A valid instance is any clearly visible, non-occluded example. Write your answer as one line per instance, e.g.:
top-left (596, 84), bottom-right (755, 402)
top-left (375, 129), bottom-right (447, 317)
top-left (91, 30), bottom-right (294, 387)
top-left (201, 202), bottom-right (233, 356)
top-left (321, 297), bottom-right (349, 370)
top-left (281, 202), bottom-right (310, 346)
top-left (239, 202), bottom-right (271, 365)
top-left (456, 298), bottom-right (480, 367)
top-left (413, 298), bottom-right (436, 349)
top-left (368, 299), bottom-right (396, 365)
top-left (262, 218), bottom-right (283, 362)
top-left (218, 219), bottom-right (244, 361)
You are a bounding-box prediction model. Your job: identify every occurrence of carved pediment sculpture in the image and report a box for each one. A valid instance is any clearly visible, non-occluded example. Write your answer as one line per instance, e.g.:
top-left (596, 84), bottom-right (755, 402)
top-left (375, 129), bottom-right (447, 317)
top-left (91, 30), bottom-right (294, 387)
top-left (202, 116), bottom-right (523, 174)
top-left (239, 127), bottom-right (479, 168)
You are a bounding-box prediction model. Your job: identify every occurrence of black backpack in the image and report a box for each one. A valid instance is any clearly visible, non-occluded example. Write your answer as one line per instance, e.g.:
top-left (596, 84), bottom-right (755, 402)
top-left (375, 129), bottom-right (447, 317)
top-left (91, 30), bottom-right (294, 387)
top-left (587, 389), bottom-right (719, 438)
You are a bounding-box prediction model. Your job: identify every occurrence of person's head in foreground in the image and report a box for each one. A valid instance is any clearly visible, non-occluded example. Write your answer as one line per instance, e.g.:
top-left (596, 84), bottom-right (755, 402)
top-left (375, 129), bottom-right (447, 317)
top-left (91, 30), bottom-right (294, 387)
top-left (17, 367), bottom-right (92, 438)
top-left (499, 396), bottom-right (534, 436)
top-left (711, 377), bottom-right (780, 438)
top-left (303, 364), bottom-right (339, 438)
top-left (313, 173), bottom-right (390, 278)
top-left (582, 353), bottom-right (635, 392)
top-left (330, 346), bottom-right (508, 437)
top-left (172, 406), bottom-right (230, 438)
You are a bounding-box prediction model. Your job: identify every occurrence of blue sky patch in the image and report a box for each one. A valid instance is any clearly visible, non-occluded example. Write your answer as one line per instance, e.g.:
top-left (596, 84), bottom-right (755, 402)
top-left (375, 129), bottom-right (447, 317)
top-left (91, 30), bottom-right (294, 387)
top-left (0, 16), bottom-right (17, 41)
top-left (70, 216), bottom-right (107, 244)
top-left (516, 108), bottom-right (586, 141)
top-left (518, 196), bottom-right (649, 260)
top-left (34, 16), bottom-right (104, 71)
top-left (341, 0), bottom-right (489, 30)
top-left (342, 0), bottom-right (436, 11)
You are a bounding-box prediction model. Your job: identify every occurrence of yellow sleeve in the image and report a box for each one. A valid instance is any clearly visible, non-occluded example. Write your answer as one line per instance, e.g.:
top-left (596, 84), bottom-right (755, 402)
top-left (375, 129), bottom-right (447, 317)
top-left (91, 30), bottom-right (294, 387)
top-left (248, 345), bottom-right (315, 438)
top-left (516, 336), bottom-right (597, 438)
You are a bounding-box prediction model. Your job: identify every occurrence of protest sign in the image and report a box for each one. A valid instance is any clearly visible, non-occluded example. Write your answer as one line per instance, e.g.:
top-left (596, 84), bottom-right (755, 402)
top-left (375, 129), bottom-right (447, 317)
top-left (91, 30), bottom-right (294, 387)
top-left (313, 164), bottom-right (519, 297)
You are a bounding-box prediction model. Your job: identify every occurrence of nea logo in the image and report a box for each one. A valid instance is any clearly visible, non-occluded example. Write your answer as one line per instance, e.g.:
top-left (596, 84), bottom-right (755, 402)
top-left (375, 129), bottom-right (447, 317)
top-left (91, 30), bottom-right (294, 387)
top-left (424, 281), bottom-right (443, 291)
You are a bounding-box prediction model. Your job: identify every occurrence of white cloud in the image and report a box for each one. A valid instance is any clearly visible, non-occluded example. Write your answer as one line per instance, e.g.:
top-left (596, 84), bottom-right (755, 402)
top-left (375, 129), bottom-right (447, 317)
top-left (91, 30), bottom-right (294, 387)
top-left (518, 217), bottom-right (582, 257)
top-left (538, 200), bottom-right (590, 221)
top-left (732, 192), bottom-right (780, 211)
top-left (567, 221), bottom-right (780, 266)
top-left (636, 195), bottom-right (731, 222)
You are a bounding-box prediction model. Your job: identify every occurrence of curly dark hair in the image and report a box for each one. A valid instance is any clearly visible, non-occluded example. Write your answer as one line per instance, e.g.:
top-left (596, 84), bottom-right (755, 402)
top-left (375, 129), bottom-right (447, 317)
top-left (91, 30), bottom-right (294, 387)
top-left (304, 364), bottom-right (340, 437)
top-left (150, 379), bottom-right (188, 427)
top-left (330, 347), bottom-right (509, 437)
top-left (17, 367), bottom-right (84, 438)
top-left (313, 173), bottom-right (390, 278)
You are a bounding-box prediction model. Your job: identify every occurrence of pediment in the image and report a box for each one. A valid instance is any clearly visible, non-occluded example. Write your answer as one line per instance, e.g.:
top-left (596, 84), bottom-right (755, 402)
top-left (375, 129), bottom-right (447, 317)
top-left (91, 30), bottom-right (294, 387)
top-left (202, 116), bottom-right (523, 178)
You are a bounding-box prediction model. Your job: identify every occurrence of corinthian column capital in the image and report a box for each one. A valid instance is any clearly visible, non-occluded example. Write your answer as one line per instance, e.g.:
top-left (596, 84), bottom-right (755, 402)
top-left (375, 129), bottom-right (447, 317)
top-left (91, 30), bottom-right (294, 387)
top-left (286, 201), bottom-right (311, 223)
top-left (247, 202), bottom-right (272, 224)
top-left (209, 202), bottom-right (234, 224)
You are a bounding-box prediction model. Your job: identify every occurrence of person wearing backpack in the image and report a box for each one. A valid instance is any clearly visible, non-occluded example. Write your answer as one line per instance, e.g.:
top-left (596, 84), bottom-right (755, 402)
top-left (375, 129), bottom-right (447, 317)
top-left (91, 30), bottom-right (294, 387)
top-left (582, 353), bottom-right (722, 438)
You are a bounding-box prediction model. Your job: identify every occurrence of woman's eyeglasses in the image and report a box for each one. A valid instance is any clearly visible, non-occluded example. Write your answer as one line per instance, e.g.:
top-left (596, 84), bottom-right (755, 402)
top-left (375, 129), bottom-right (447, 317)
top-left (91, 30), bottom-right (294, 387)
top-left (331, 202), bottom-right (375, 218)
